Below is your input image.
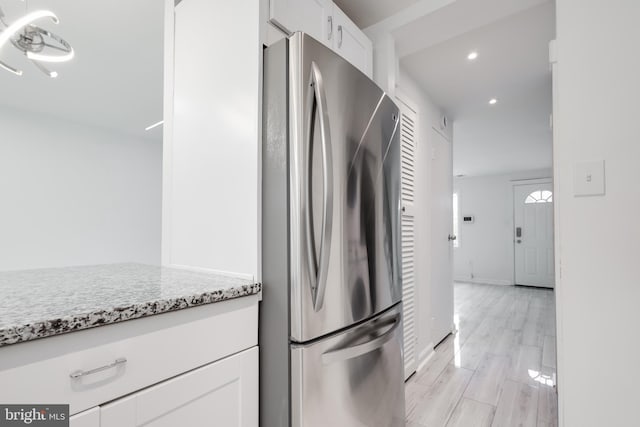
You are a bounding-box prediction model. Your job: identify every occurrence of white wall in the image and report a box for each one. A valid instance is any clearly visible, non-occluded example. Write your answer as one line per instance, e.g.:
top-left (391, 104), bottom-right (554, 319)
top-left (397, 66), bottom-right (453, 364)
top-left (0, 106), bottom-right (162, 271)
top-left (163, 0), bottom-right (262, 280)
top-left (554, 1), bottom-right (640, 426)
top-left (453, 169), bottom-right (551, 285)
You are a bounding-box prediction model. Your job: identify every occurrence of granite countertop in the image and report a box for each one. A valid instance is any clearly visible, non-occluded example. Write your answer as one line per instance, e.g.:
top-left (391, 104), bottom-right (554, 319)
top-left (0, 263), bottom-right (261, 347)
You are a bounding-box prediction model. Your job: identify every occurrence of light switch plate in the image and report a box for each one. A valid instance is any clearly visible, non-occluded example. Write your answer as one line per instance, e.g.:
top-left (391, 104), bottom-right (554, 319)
top-left (574, 160), bottom-right (605, 196)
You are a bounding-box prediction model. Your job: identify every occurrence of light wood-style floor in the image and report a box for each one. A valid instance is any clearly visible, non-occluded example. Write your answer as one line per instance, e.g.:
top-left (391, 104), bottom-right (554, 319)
top-left (406, 282), bottom-right (558, 427)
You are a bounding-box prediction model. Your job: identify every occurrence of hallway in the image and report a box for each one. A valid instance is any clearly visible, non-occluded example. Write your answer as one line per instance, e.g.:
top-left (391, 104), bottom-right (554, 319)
top-left (406, 282), bottom-right (558, 427)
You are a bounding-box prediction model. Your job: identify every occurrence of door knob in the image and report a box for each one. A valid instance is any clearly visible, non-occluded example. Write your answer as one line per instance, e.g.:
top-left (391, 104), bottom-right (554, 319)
top-left (448, 234), bottom-right (457, 241)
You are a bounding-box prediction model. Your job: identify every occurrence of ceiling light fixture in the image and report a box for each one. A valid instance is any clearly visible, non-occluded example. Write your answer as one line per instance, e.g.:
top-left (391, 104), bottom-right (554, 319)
top-left (145, 120), bottom-right (164, 131)
top-left (489, 98), bottom-right (498, 105)
top-left (0, 4), bottom-right (74, 78)
top-left (467, 51), bottom-right (478, 60)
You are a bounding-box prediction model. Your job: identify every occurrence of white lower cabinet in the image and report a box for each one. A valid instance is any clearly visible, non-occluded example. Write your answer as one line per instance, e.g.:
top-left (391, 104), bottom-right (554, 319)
top-left (101, 347), bottom-right (258, 427)
top-left (70, 407), bottom-right (100, 427)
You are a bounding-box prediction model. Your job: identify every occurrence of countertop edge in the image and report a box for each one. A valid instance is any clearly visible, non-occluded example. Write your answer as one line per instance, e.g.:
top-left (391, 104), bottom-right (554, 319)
top-left (0, 282), bottom-right (262, 347)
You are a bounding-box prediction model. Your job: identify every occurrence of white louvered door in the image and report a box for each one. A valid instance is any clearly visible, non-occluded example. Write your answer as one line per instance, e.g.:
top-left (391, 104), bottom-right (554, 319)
top-left (397, 97), bottom-right (418, 380)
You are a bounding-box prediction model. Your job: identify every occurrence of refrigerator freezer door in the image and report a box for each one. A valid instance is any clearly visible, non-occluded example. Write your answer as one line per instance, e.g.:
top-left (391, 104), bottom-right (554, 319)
top-left (291, 303), bottom-right (405, 427)
top-left (289, 33), bottom-right (402, 342)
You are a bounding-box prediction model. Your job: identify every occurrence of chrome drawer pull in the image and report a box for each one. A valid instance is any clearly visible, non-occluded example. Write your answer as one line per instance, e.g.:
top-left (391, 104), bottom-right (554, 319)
top-left (70, 357), bottom-right (127, 379)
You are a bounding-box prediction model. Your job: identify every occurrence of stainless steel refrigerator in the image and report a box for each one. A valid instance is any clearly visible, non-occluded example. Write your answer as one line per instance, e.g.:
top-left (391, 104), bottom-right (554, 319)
top-left (261, 32), bottom-right (404, 427)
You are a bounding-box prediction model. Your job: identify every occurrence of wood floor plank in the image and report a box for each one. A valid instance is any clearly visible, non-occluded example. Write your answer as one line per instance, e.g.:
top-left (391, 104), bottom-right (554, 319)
top-left (507, 345), bottom-right (543, 386)
top-left (463, 353), bottom-right (511, 406)
top-left (446, 398), bottom-right (495, 427)
top-left (407, 283), bottom-right (558, 427)
top-left (454, 338), bottom-right (489, 371)
top-left (489, 328), bottom-right (522, 357)
top-left (409, 364), bottom-right (474, 426)
top-left (405, 381), bottom-right (431, 422)
top-left (537, 385), bottom-right (558, 427)
top-left (491, 380), bottom-right (538, 427)
top-left (414, 336), bottom-right (455, 387)
top-left (520, 318), bottom-right (545, 347)
top-left (542, 335), bottom-right (557, 368)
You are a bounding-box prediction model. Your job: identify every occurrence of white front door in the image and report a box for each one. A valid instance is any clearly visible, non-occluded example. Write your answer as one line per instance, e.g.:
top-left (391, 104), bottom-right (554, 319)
top-left (431, 129), bottom-right (454, 345)
top-left (514, 182), bottom-right (555, 288)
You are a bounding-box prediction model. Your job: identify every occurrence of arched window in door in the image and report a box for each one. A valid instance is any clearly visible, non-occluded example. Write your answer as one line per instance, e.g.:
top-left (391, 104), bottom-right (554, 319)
top-left (525, 190), bottom-right (553, 204)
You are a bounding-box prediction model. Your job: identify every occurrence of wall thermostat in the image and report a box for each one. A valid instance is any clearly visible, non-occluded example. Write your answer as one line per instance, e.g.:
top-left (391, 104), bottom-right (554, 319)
top-left (463, 216), bottom-right (474, 223)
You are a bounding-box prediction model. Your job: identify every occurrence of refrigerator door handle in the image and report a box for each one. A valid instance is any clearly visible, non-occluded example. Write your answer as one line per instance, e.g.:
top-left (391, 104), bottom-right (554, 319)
top-left (304, 61), bottom-right (333, 312)
top-left (321, 314), bottom-right (400, 365)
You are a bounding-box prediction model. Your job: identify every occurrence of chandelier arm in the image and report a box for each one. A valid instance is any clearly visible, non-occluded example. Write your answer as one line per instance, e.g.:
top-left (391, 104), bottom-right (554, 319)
top-left (30, 59), bottom-right (56, 78)
top-left (0, 59), bottom-right (22, 75)
top-left (41, 41), bottom-right (67, 52)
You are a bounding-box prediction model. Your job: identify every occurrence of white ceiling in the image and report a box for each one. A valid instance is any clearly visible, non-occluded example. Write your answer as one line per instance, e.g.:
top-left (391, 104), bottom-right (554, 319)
top-left (400, 2), bottom-right (554, 119)
top-left (400, 2), bottom-right (555, 176)
top-left (333, 0), bottom-right (421, 28)
top-left (391, 0), bottom-right (549, 57)
top-left (335, 0), bottom-right (555, 177)
top-left (0, 0), bottom-right (164, 141)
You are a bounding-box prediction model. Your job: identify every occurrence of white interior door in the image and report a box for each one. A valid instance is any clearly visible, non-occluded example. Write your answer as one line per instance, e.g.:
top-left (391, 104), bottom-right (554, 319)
top-left (430, 129), bottom-right (454, 345)
top-left (397, 97), bottom-right (417, 380)
top-left (514, 182), bottom-right (555, 288)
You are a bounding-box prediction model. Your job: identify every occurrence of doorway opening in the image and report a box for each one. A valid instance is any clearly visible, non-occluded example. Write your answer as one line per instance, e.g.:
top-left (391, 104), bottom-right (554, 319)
top-left (399, 1), bottom-right (559, 425)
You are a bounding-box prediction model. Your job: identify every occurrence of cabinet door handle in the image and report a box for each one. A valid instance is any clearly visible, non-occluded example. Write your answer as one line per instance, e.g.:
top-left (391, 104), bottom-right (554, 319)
top-left (337, 25), bottom-right (343, 48)
top-left (327, 16), bottom-right (333, 40)
top-left (70, 357), bottom-right (127, 379)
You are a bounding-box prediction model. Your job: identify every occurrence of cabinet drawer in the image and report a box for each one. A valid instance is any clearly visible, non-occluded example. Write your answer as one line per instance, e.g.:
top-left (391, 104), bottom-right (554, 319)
top-left (0, 295), bottom-right (258, 415)
top-left (69, 407), bottom-right (100, 427)
top-left (101, 347), bottom-right (258, 427)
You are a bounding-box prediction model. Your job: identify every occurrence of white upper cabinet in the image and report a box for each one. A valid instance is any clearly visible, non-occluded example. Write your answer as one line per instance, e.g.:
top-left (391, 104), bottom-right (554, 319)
top-left (269, 0), bottom-right (333, 48)
top-left (269, 0), bottom-right (373, 77)
top-left (331, 5), bottom-right (373, 77)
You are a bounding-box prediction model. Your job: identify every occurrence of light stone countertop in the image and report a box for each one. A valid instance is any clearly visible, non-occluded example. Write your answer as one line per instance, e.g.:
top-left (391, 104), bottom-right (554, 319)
top-left (0, 263), bottom-right (261, 347)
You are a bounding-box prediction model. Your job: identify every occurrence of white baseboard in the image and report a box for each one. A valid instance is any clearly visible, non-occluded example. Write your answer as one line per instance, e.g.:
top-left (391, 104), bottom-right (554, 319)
top-left (416, 344), bottom-right (435, 372)
top-left (454, 277), bottom-right (513, 286)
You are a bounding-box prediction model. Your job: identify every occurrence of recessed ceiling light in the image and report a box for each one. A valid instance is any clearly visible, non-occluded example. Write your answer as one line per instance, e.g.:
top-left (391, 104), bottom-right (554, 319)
top-left (467, 51), bottom-right (478, 60)
top-left (489, 98), bottom-right (498, 105)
